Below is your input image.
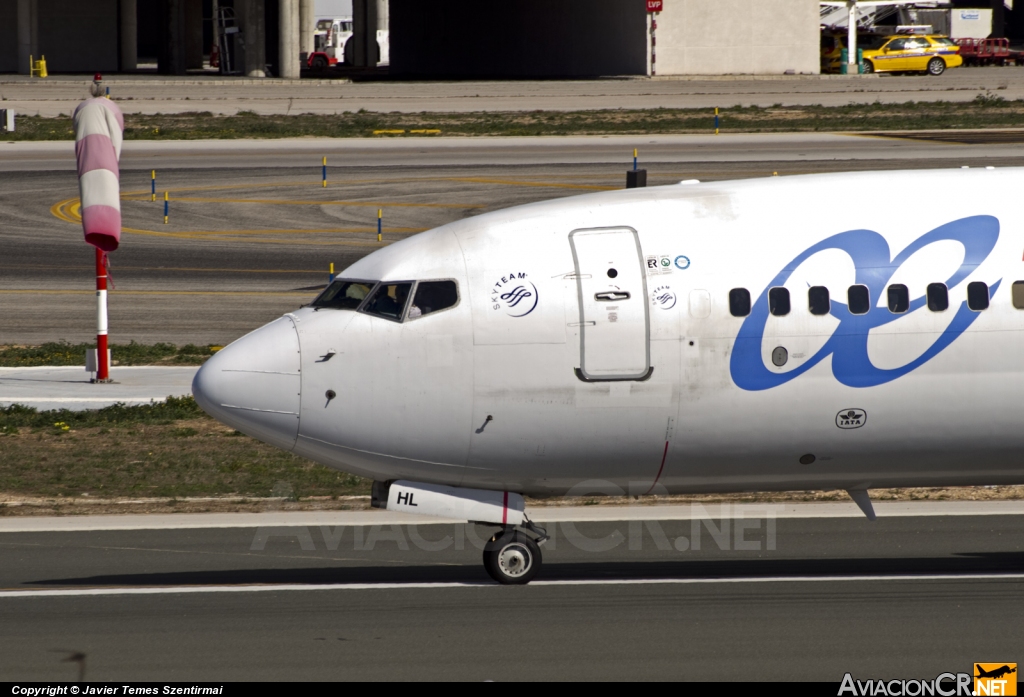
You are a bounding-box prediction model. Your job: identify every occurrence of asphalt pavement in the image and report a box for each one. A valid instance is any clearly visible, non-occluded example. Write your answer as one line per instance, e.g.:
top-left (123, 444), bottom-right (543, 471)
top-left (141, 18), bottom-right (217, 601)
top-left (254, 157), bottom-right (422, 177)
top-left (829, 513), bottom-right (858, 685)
top-left (5, 132), bottom-right (1024, 172)
top-left (0, 504), bottom-right (1020, 680)
top-left (3, 68), bottom-right (1024, 115)
top-left (4, 135), bottom-right (1024, 345)
top-left (0, 366), bottom-right (197, 410)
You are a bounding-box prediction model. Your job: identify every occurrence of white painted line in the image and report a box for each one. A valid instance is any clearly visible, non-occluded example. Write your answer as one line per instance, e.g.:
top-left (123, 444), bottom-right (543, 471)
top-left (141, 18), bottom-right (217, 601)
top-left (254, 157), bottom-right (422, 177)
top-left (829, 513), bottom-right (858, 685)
top-left (1, 500), bottom-right (1022, 533)
top-left (1, 573), bottom-right (1021, 598)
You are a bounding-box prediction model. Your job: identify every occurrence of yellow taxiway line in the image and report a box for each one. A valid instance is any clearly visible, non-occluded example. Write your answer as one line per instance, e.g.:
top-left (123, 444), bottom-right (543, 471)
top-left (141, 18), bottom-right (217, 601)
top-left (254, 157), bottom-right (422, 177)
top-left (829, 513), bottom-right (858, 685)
top-left (120, 195), bottom-right (486, 209)
top-left (50, 198), bottom-right (416, 248)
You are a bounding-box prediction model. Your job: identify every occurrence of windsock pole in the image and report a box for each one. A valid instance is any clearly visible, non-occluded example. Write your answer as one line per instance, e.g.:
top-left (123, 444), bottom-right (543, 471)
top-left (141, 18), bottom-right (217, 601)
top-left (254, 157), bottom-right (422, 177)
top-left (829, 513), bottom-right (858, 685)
top-left (95, 247), bottom-right (110, 381)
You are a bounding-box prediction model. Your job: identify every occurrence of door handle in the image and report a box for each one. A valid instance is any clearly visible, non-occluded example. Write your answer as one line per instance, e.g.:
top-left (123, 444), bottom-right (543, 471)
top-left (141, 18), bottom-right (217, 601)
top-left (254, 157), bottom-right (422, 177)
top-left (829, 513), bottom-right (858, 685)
top-left (595, 291), bottom-right (630, 301)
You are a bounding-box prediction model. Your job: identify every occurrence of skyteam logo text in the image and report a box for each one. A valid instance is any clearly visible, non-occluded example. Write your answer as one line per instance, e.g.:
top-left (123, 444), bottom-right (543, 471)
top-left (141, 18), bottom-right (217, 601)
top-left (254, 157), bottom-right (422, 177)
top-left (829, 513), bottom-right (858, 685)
top-left (731, 216), bottom-right (1000, 391)
top-left (491, 272), bottom-right (539, 318)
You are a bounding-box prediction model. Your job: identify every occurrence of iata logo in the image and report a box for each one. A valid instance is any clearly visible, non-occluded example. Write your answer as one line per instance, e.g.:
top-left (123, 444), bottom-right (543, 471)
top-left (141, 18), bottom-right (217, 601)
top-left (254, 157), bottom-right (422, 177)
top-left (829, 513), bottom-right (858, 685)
top-left (836, 409), bottom-right (866, 429)
top-left (651, 285), bottom-right (677, 310)
top-left (491, 272), bottom-right (539, 318)
top-left (975, 664), bottom-right (1017, 696)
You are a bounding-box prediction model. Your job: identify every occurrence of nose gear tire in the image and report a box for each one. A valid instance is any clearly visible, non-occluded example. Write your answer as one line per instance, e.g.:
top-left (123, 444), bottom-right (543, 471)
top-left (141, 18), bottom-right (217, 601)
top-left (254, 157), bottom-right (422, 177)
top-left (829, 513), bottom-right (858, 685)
top-left (483, 531), bottom-right (542, 585)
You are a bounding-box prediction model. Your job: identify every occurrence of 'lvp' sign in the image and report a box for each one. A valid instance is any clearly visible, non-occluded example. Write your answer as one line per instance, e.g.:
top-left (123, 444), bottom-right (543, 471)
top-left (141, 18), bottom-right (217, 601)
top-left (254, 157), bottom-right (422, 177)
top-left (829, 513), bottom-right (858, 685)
top-left (647, 0), bottom-right (663, 12)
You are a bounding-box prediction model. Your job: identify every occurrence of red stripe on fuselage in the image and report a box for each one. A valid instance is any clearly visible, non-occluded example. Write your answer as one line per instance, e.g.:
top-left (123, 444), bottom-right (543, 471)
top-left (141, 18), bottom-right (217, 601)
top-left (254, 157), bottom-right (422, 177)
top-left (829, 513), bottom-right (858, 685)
top-left (644, 441), bottom-right (671, 496)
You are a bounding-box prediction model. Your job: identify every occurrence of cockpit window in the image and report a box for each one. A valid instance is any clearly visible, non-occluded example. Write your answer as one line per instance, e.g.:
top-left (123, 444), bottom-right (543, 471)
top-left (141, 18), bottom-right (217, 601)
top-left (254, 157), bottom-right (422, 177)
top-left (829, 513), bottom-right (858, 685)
top-left (360, 282), bottom-right (413, 321)
top-left (311, 279), bottom-right (376, 310)
top-left (407, 280), bottom-right (459, 320)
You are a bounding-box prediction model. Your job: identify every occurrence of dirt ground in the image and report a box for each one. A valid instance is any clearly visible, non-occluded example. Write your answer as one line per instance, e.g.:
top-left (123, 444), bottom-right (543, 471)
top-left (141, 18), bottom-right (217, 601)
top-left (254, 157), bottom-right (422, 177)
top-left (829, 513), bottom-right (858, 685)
top-left (2, 486), bottom-right (1022, 517)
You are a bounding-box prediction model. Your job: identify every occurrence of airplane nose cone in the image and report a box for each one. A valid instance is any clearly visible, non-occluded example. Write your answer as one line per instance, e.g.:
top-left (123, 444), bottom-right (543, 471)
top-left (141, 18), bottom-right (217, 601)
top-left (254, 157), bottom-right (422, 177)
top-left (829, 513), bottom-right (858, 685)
top-left (192, 315), bottom-right (301, 451)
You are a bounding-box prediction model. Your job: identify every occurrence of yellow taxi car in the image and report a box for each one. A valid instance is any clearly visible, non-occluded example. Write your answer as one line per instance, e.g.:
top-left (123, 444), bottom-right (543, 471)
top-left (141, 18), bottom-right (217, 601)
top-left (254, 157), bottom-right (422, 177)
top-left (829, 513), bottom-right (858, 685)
top-left (822, 34), bottom-right (962, 75)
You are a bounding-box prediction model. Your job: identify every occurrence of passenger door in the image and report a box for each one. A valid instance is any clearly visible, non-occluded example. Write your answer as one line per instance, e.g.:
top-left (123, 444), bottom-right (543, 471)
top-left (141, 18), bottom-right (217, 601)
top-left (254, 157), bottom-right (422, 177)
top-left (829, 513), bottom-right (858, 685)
top-left (904, 37), bottom-right (930, 70)
top-left (881, 38), bottom-right (908, 70)
top-left (569, 227), bottom-right (651, 381)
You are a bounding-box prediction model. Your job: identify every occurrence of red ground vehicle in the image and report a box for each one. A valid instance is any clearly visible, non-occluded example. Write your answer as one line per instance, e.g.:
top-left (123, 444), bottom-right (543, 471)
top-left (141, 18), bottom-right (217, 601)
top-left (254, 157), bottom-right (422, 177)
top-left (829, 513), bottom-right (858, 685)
top-left (956, 38), bottom-right (1024, 66)
top-left (306, 17), bottom-right (353, 70)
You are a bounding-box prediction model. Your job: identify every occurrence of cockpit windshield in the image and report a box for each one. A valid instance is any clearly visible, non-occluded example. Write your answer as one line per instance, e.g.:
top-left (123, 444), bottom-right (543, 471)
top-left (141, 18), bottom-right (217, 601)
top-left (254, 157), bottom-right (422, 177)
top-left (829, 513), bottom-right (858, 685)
top-left (360, 282), bottom-right (412, 321)
top-left (311, 279), bottom-right (376, 310)
top-left (310, 278), bottom-right (460, 320)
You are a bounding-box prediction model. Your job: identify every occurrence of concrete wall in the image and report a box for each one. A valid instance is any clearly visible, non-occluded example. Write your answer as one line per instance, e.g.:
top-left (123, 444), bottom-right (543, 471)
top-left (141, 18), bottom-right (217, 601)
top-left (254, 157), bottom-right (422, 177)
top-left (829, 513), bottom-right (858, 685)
top-left (390, 0), bottom-right (648, 78)
top-left (654, 0), bottom-right (819, 75)
top-left (38, 0), bottom-right (119, 72)
top-left (0, 1), bottom-right (18, 72)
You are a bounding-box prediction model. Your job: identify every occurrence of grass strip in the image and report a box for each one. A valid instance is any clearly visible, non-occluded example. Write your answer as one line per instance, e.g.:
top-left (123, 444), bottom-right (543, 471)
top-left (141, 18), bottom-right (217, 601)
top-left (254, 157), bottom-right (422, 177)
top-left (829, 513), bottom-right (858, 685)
top-left (0, 395), bottom-right (206, 430)
top-left (0, 400), bottom-right (1019, 506)
top-left (0, 341), bottom-right (217, 367)
top-left (0, 397), bottom-right (370, 500)
top-left (4, 95), bottom-right (1023, 140)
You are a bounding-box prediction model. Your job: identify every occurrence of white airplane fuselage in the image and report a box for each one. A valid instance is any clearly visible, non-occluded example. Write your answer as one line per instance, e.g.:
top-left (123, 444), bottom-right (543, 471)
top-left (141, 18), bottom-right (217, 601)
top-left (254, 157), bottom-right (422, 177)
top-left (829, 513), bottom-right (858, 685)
top-left (193, 169), bottom-right (1024, 498)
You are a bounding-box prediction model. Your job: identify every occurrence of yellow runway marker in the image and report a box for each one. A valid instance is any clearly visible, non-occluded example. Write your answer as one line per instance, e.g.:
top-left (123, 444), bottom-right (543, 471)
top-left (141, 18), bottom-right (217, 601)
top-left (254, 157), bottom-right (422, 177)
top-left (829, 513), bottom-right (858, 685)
top-left (125, 227), bottom-right (425, 237)
top-left (118, 227), bottom-right (415, 247)
top-left (118, 172), bottom-right (611, 197)
top-left (195, 236), bottom-right (391, 248)
top-left (52, 169), bottom-right (608, 250)
top-left (137, 196), bottom-right (485, 209)
top-left (446, 177), bottom-right (615, 191)
top-left (373, 129), bottom-right (406, 135)
top-left (50, 197), bottom-right (419, 248)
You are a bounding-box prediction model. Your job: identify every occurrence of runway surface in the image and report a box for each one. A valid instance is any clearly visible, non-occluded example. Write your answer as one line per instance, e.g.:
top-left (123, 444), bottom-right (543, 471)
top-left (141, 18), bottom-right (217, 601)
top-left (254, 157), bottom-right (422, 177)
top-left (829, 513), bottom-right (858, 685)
top-left (6, 132), bottom-right (1024, 172)
top-left (4, 134), bottom-right (1024, 344)
top-left (0, 507), bottom-right (1020, 680)
top-left (3, 68), bottom-right (1024, 116)
top-left (0, 366), bottom-right (196, 411)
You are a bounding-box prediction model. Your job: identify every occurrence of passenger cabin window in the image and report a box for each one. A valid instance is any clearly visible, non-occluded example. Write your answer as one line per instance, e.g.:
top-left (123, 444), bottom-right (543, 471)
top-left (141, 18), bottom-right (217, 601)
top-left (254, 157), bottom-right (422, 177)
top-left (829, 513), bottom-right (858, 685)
top-left (360, 282), bottom-right (412, 321)
top-left (847, 285), bottom-right (870, 315)
top-left (311, 279), bottom-right (376, 310)
top-left (769, 287), bottom-right (790, 316)
top-left (808, 286), bottom-right (830, 316)
top-left (1013, 281), bottom-right (1024, 309)
top-left (887, 284), bottom-right (909, 314)
top-left (927, 283), bottom-right (949, 312)
top-left (729, 288), bottom-right (751, 317)
top-left (967, 281), bottom-right (989, 311)
top-left (408, 280), bottom-right (459, 319)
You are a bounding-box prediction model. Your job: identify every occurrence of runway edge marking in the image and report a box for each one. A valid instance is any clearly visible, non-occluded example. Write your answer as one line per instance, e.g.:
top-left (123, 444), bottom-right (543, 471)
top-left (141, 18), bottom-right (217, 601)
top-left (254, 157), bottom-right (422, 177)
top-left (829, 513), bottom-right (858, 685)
top-left (1, 501), bottom-right (1023, 533)
top-left (2, 574), bottom-right (1023, 598)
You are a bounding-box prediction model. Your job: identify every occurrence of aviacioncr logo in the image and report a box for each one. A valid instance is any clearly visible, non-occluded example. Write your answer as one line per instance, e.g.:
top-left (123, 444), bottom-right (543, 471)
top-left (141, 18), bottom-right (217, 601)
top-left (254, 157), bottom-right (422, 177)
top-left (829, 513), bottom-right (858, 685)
top-left (730, 216), bottom-right (1001, 391)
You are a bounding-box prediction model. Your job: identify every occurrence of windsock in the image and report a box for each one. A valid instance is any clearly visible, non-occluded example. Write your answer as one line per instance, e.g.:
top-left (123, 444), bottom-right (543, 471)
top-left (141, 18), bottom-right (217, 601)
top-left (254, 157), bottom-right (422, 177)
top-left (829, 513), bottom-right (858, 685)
top-left (73, 97), bottom-right (124, 252)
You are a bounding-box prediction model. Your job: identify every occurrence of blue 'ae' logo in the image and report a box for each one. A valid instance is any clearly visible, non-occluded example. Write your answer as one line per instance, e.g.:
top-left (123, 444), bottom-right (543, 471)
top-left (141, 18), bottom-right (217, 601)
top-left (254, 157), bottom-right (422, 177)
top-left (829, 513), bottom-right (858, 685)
top-left (730, 216), bottom-right (1000, 391)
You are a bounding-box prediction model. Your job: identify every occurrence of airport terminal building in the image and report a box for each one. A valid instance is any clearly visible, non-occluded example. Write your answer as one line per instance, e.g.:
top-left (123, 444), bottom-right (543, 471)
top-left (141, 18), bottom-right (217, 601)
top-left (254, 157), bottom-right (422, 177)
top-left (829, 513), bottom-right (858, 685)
top-left (0, 0), bottom-right (1015, 78)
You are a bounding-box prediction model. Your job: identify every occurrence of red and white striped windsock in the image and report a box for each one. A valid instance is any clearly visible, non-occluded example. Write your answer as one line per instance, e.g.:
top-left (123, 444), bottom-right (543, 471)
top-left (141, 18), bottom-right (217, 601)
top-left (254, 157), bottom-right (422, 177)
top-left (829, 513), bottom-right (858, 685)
top-left (72, 97), bottom-right (124, 252)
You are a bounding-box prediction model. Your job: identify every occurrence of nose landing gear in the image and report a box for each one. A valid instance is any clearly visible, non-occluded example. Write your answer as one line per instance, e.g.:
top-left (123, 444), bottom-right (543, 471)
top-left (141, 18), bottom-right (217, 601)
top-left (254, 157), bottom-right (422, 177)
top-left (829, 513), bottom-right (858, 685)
top-left (372, 480), bottom-right (550, 584)
top-left (482, 516), bottom-right (549, 585)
